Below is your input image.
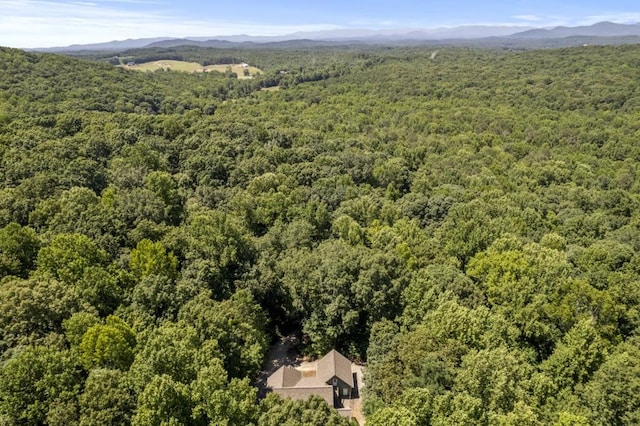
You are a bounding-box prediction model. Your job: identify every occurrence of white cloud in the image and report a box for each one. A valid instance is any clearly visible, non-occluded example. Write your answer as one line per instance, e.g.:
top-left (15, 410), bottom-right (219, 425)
top-left (2, 1), bottom-right (639, 49)
top-left (0, 0), bottom-right (341, 48)
top-left (512, 15), bottom-right (543, 22)
top-left (526, 11), bottom-right (640, 27)
top-left (578, 12), bottom-right (640, 25)
top-left (347, 18), bottom-right (399, 28)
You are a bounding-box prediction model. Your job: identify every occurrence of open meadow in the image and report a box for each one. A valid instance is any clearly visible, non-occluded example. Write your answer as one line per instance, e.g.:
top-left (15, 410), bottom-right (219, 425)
top-left (122, 59), bottom-right (262, 78)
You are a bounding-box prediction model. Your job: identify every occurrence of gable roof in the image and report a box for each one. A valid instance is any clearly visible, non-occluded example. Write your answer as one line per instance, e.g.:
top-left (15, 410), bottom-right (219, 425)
top-left (271, 385), bottom-right (334, 407)
top-left (316, 349), bottom-right (354, 388)
top-left (266, 349), bottom-right (354, 392)
top-left (267, 366), bottom-right (302, 388)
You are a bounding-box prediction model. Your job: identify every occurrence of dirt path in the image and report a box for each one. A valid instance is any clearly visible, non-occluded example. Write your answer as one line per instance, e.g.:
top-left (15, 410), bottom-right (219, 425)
top-left (351, 364), bottom-right (366, 425)
top-left (255, 334), bottom-right (300, 399)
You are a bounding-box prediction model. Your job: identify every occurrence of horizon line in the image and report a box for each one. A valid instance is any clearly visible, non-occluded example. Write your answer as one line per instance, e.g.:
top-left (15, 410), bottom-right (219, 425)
top-left (27, 20), bottom-right (640, 50)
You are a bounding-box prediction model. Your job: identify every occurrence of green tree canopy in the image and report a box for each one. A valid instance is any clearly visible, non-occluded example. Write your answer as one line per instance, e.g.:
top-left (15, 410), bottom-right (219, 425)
top-left (0, 222), bottom-right (39, 278)
top-left (79, 315), bottom-right (137, 370)
top-left (0, 346), bottom-right (83, 425)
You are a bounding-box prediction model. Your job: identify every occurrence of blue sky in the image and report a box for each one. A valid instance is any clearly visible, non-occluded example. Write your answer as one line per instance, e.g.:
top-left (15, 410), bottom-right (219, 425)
top-left (1, 0), bottom-right (639, 48)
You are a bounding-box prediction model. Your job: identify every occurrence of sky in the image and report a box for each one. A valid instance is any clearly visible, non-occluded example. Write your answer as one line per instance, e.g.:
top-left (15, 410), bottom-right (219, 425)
top-left (1, 0), bottom-right (640, 48)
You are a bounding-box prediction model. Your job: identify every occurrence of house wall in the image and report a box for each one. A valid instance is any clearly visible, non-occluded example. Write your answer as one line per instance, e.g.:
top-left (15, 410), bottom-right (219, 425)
top-left (331, 377), bottom-right (353, 398)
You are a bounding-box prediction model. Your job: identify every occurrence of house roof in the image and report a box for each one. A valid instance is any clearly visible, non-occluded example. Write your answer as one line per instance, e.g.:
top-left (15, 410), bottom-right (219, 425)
top-left (272, 386), bottom-right (334, 407)
top-left (316, 349), bottom-right (354, 388)
top-left (267, 366), bottom-right (302, 388)
top-left (267, 350), bottom-right (353, 399)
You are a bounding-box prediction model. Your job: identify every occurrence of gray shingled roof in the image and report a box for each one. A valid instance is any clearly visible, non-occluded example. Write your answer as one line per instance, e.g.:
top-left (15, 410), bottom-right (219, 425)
top-left (267, 366), bottom-right (302, 388)
top-left (272, 386), bottom-right (334, 407)
top-left (316, 349), bottom-right (354, 388)
top-left (265, 350), bottom-right (356, 411)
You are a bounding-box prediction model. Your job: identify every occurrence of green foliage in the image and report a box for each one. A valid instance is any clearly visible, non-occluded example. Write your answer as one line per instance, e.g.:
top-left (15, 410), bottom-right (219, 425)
top-left (191, 358), bottom-right (258, 425)
top-left (184, 209), bottom-right (255, 296)
top-left (257, 394), bottom-right (351, 426)
top-left (78, 369), bottom-right (136, 426)
top-left (367, 407), bottom-right (417, 426)
top-left (365, 319), bottom-right (402, 403)
top-left (132, 374), bottom-right (193, 426)
top-left (453, 347), bottom-right (535, 416)
top-left (36, 233), bottom-right (109, 284)
top-left (431, 392), bottom-right (486, 425)
top-left (178, 290), bottom-right (268, 379)
top-left (63, 311), bottom-right (101, 347)
top-left (145, 171), bottom-right (183, 224)
top-left (467, 236), bottom-right (574, 354)
top-left (397, 387), bottom-right (435, 426)
top-left (280, 239), bottom-right (406, 356)
top-left (583, 338), bottom-right (640, 425)
top-left (400, 264), bottom-right (483, 328)
top-left (0, 346), bottom-right (83, 425)
top-left (554, 412), bottom-right (591, 426)
top-left (29, 187), bottom-right (106, 239)
top-left (76, 266), bottom-right (122, 315)
top-left (0, 222), bottom-right (39, 278)
top-left (132, 274), bottom-right (180, 319)
top-left (4, 43), bottom-right (640, 424)
top-left (79, 315), bottom-right (137, 370)
top-left (574, 239), bottom-right (634, 289)
top-left (437, 200), bottom-right (498, 267)
top-left (129, 321), bottom-right (213, 391)
top-left (0, 277), bottom-right (80, 347)
top-left (541, 320), bottom-right (610, 390)
top-left (130, 238), bottom-right (179, 280)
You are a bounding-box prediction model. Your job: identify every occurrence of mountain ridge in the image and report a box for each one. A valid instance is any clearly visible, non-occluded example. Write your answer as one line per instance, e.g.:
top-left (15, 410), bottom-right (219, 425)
top-left (29, 21), bottom-right (640, 52)
top-left (510, 21), bottom-right (640, 39)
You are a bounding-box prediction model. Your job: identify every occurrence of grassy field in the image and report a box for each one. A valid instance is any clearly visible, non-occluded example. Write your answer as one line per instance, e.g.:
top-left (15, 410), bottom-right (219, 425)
top-left (122, 60), bottom-right (262, 79)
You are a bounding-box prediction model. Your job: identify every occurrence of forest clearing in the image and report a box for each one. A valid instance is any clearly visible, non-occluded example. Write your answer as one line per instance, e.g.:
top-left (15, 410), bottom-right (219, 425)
top-left (122, 59), bottom-right (262, 78)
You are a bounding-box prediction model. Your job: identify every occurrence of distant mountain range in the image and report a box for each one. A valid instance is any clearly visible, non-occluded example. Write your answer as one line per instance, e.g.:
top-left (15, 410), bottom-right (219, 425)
top-left (35, 37), bottom-right (173, 52)
top-left (32, 21), bottom-right (640, 52)
top-left (511, 21), bottom-right (640, 39)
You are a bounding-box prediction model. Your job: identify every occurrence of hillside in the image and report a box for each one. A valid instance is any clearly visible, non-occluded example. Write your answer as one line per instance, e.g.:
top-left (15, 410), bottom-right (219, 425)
top-left (1, 44), bottom-right (640, 425)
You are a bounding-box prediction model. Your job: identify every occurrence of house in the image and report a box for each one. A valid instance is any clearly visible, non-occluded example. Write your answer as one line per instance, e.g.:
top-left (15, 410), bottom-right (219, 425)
top-left (266, 349), bottom-right (358, 417)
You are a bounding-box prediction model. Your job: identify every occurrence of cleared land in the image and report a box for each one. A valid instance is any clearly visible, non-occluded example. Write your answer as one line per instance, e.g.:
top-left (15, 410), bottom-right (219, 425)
top-left (122, 60), bottom-right (262, 79)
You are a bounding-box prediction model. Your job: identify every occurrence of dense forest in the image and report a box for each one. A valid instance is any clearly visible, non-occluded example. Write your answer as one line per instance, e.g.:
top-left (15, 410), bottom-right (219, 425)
top-left (1, 42), bottom-right (640, 425)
